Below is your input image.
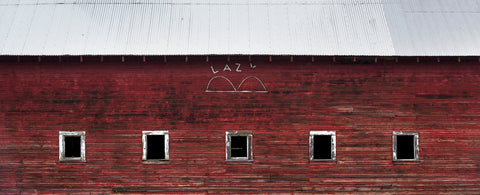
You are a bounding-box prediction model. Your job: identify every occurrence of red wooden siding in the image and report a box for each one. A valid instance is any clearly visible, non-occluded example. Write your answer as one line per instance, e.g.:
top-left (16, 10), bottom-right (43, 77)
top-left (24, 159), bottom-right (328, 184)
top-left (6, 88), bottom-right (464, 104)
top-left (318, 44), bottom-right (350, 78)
top-left (1, 56), bottom-right (479, 193)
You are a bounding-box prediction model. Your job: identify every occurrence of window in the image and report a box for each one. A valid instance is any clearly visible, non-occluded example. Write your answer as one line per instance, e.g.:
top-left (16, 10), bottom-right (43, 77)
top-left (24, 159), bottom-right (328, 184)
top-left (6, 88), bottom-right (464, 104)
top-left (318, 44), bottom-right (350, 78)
top-left (309, 131), bottom-right (336, 162)
top-left (59, 131), bottom-right (86, 162)
top-left (393, 131), bottom-right (419, 161)
top-left (142, 131), bottom-right (169, 161)
top-left (226, 131), bottom-right (253, 162)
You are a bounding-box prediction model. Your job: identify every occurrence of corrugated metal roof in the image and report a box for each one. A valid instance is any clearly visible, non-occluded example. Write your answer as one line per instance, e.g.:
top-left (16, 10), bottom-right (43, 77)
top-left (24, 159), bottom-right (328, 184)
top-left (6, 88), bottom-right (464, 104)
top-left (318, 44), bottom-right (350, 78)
top-left (0, 0), bottom-right (479, 56)
top-left (383, 0), bottom-right (480, 56)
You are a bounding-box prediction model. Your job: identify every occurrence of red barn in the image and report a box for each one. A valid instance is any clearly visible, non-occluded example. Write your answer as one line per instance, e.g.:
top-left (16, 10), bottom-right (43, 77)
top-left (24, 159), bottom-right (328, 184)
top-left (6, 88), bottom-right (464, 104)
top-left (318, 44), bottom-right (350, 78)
top-left (1, 0), bottom-right (480, 194)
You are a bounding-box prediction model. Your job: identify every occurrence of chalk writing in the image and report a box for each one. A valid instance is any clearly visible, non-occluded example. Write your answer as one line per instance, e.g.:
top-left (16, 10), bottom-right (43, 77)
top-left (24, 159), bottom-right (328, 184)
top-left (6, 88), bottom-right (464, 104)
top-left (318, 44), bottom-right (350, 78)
top-left (235, 63), bottom-right (242, 72)
top-left (207, 63), bottom-right (264, 93)
top-left (223, 64), bottom-right (232, 72)
top-left (210, 63), bottom-right (255, 74)
top-left (210, 66), bottom-right (219, 74)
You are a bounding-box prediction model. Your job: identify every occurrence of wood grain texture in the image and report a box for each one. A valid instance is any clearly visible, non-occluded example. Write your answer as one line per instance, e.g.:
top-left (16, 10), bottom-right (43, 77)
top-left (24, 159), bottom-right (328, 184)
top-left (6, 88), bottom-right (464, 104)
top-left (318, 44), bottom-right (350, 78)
top-left (1, 56), bottom-right (479, 193)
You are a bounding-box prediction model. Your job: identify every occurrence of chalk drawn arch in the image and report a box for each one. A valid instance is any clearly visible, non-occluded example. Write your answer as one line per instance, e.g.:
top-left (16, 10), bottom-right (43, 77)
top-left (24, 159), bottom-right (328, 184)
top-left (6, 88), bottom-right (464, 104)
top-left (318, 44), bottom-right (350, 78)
top-left (206, 76), bottom-right (268, 93)
top-left (237, 76), bottom-right (268, 93)
top-left (205, 76), bottom-right (237, 93)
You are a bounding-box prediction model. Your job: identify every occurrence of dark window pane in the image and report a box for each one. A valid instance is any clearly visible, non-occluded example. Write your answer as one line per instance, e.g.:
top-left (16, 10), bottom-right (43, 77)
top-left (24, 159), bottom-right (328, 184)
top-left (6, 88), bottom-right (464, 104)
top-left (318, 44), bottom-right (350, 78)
top-left (314, 135), bottom-right (332, 159)
top-left (147, 135), bottom-right (165, 159)
top-left (231, 136), bottom-right (247, 157)
top-left (65, 136), bottom-right (81, 157)
top-left (397, 135), bottom-right (414, 159)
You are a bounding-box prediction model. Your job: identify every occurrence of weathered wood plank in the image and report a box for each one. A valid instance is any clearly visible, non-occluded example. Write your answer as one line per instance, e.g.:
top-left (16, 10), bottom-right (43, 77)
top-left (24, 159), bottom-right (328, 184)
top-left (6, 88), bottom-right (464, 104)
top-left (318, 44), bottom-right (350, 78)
top-left (1, 57), bottom-right (479, 193)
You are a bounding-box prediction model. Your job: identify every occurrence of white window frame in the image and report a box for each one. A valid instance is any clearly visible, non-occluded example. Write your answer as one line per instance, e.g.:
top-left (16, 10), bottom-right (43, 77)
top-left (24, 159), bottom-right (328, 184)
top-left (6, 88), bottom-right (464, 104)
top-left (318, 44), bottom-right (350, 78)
top-left (309, 131), bottom-right (336, 162)
top-left (142, 131), bottom-right (169, 161)
top-left (393, 131), bottom-right (419, 162)
top-left (226, 131), bottom-right (253, 162)
top-left (59, 131), bottom-right (86, 162)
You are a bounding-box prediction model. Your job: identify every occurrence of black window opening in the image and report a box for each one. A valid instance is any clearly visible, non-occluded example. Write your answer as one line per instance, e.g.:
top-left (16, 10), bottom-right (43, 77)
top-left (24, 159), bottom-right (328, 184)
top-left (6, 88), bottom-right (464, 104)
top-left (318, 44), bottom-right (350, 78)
top-left (64, 136), bottom-right (81, 158)
top-left (226, 131), bottom-right (253, 162)
top-left (396, 135), bottom-right (415, 159)
top-left (146, 135), bottom-right (165, 160)
top-left (309, 131), bottom-right (336, 162)
top-left (59, 131), bottom-right (86, 162)
top-left (313, 135), bottom-right (332, 160)
top-left (231, 136), bottom-right (248, 158)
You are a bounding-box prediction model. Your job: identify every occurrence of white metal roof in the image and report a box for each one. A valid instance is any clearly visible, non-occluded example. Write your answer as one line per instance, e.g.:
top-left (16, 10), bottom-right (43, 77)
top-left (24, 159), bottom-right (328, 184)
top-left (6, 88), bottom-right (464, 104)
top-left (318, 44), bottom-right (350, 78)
top-left (0, 0), bottom-right (479, 56)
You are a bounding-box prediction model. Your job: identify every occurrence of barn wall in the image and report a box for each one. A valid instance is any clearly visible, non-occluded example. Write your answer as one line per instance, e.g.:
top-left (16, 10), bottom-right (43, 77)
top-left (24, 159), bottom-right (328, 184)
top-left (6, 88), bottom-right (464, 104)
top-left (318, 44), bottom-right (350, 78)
top-left (1, 56), bottom-right (479, 193)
